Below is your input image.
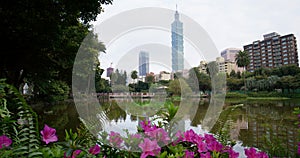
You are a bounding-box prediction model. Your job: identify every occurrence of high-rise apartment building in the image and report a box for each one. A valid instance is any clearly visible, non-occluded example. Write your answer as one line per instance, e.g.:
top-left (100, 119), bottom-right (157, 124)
top-left (171, 8), bottom-right (184, 72)
top-left (244, 32), bottom-right (298, 72)
top-left (221, 48), bottom-right (242, 62)
top-left (139, 51), bottom-right (149, 76)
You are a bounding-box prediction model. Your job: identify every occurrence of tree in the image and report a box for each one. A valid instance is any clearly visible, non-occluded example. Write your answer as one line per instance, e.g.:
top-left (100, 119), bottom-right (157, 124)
top-left (227, 78), bottom-right (243, 91)
top-left (145, 73), bottom-right (155, 84)
top-left (168, 79), bottom-right (192, 97)
top-left (235, 50), bottom-right (250, 93)
top-left (0, 0), bottom-right (113, 95)
top-left (229, 70), bottom-right (236, 78)
top-left (206, 61), bottom-right (219, 78)
top-left (187, 67), bottom-right (210, 93)
top-left (131, 70), bottom-right (138, 83)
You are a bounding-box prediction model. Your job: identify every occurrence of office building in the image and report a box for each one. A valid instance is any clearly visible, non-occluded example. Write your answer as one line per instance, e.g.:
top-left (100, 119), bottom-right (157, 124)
top-left (139, 51), bottom-right (149, 76)
top-left (106, 63), bottom-right (114, 77)
top-left (221, 48), bottom-right (242, 62)
top-left (244, 32), bottom-right (298, 72)
top-left (171, 7), bottom-right (184, 72)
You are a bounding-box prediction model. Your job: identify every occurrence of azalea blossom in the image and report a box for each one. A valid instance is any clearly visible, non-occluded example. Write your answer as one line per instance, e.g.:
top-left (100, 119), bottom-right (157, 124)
top-left (140, 120), bottom-right (157, 132)
top-left (40, 124), bottom-right (58, 144)
top-left (0, 135), bottom-right (12, 149)
top-left (200, 152), bottom-right (211, 158)
top-left (298, 142), bottom-right (300, 155)
top-left (228, 148), bottom-right (239, 158)
top-left (145, 128), bottom-right (170, 144)
top-left (89, 144), bottom-right (100, 155)
top-left (197, 141), bottom-right (207, 153)
top-left (184, 150), bottom-right (194, 158)
top-left (204, 133), bottom-right (216, 144)
top-left (109, 131), bottom-right (123, 148)
top-left (207, 140), bottom-right (223, 152)
top-left (173, 130), bottom-right (184, 145)
top-left (183, 129), bottom-right (197, 143)
top-left (245, 147), bottom-right (269, 158)
top-left (138, 138), bottom-right (161, 158)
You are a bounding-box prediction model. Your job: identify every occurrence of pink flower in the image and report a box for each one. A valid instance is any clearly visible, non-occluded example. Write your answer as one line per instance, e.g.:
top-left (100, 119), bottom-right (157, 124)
top-left (40, 124), bottom-right (58, 144)
top-left (245, 147), bottom-right (260, 158)
top-left (194, 134), bottom-right (204, 145)
top-left (173, 130), bottom-right (184, 145)
top-left (145, 128), bottom-right (170, 144)
top-left (0, 135), bottom-right (12, 149)
top-left (138, 138), bottom-right (161, 158)
top-left (140, 120), bottom-right (157, 132)
top-left (131, 133), bottom-right (141, 139)
top-left (207, 140), bottom-right (223, 152)
top-left (184, 150), bottom-right (194, 158)
top-left (89, 144), bottom-right (100, 155)
top-left (109, 131), bottom-right (123, 148)
top-left (197, 141), bottom-right (207, 153)
top-left (258, 152), bottom-right (269, 158)
top-left (204, 133), bottom-right (216, 144)
top-left (183, 129), bottom-right (197, 143)
top-left (228, 148), bottom-right (239, 158)
top-left (200, 152), bottom-right (211, 158)
top-left (64, 150), bottom-right (81, 158)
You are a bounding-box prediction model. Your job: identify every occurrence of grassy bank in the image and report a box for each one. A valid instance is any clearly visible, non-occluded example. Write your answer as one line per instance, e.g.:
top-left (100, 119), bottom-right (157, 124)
top-left (226, 91), bottom-right (300, 99)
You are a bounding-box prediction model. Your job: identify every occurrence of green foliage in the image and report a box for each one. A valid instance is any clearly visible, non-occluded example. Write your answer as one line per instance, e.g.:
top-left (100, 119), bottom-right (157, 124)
top-left (235, 50), bottom-right (250, 69)
top-left (1, 0), bottom-right (112, 100)
top-left (145, 74), bottom-right (155, 83)
top-left (96, 78), bottom-right (111, 93)
top-left (34, 80), bottom-right (70, 102)
top-left (227, 78), bottom-right (243, 91)
top-left (111, 84), bottom-right (128, 93)
top-left (131, 70), bottom-right (138, 80)
top-left (187, 67), bottom-right (211, 93)
top-left (225, 92), bottom-right (248, 98)
top-left (0, 79), bottom-right (42, 157)
top-left (129, 81), bottom-right (150, 92)
top-left (168, 79), bottom-right (192, 97)
top-left (110, 69), bottom-right (127, 86)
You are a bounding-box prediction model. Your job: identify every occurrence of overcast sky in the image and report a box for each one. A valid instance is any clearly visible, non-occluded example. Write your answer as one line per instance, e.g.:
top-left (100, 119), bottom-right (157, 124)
top-left (93, 0), bottom-right (300, 76)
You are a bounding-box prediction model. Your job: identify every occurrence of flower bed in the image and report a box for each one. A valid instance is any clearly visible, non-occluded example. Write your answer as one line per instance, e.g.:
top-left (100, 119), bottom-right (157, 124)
top-left (1, 121), bottom-right (269, 158)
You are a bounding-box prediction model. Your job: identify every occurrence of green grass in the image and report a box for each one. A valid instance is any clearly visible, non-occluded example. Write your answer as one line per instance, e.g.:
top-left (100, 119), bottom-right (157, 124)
top-left (246, 97), bottom-right (290, 100)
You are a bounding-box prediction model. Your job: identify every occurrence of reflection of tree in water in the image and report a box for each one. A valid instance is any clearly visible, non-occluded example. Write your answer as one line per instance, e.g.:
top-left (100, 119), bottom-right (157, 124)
top-left (209, 100), bottom-right (299, 157)
top-left (32, 101), bottom-right (81, 139)
top-left (103, 101), bottom-right (127, 123)
top-left (190, 100), bottom-right (209, 126)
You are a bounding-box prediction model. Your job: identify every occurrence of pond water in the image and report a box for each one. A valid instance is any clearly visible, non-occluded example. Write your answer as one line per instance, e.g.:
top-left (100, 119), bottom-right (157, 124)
top-left (31, 98), bottom-right (300, 156)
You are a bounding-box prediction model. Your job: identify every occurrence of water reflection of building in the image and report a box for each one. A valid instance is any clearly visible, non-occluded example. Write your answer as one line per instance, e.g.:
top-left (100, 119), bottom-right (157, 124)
top-left (230, 116), bottom-right (248, 141)
top-left (244, 105), bottom-right (298, 155)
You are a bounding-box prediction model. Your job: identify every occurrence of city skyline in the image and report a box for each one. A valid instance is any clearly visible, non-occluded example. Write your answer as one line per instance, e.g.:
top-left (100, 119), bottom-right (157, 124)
top-left (96, 0), bottom-right (300, 76)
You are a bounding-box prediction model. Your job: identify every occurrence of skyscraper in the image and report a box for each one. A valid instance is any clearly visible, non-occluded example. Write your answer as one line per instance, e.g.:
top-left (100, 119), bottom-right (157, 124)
top-left (244, 32), bottom-right (298, 72)
top-left (171, 7), bottom-right (184, 72)
top-left (139, 51), bottom-right (149, 76)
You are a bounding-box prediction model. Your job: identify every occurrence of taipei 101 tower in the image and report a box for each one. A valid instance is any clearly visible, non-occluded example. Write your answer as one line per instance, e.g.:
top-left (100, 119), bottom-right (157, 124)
top-left (171, 5), bottom-right (184, 72)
